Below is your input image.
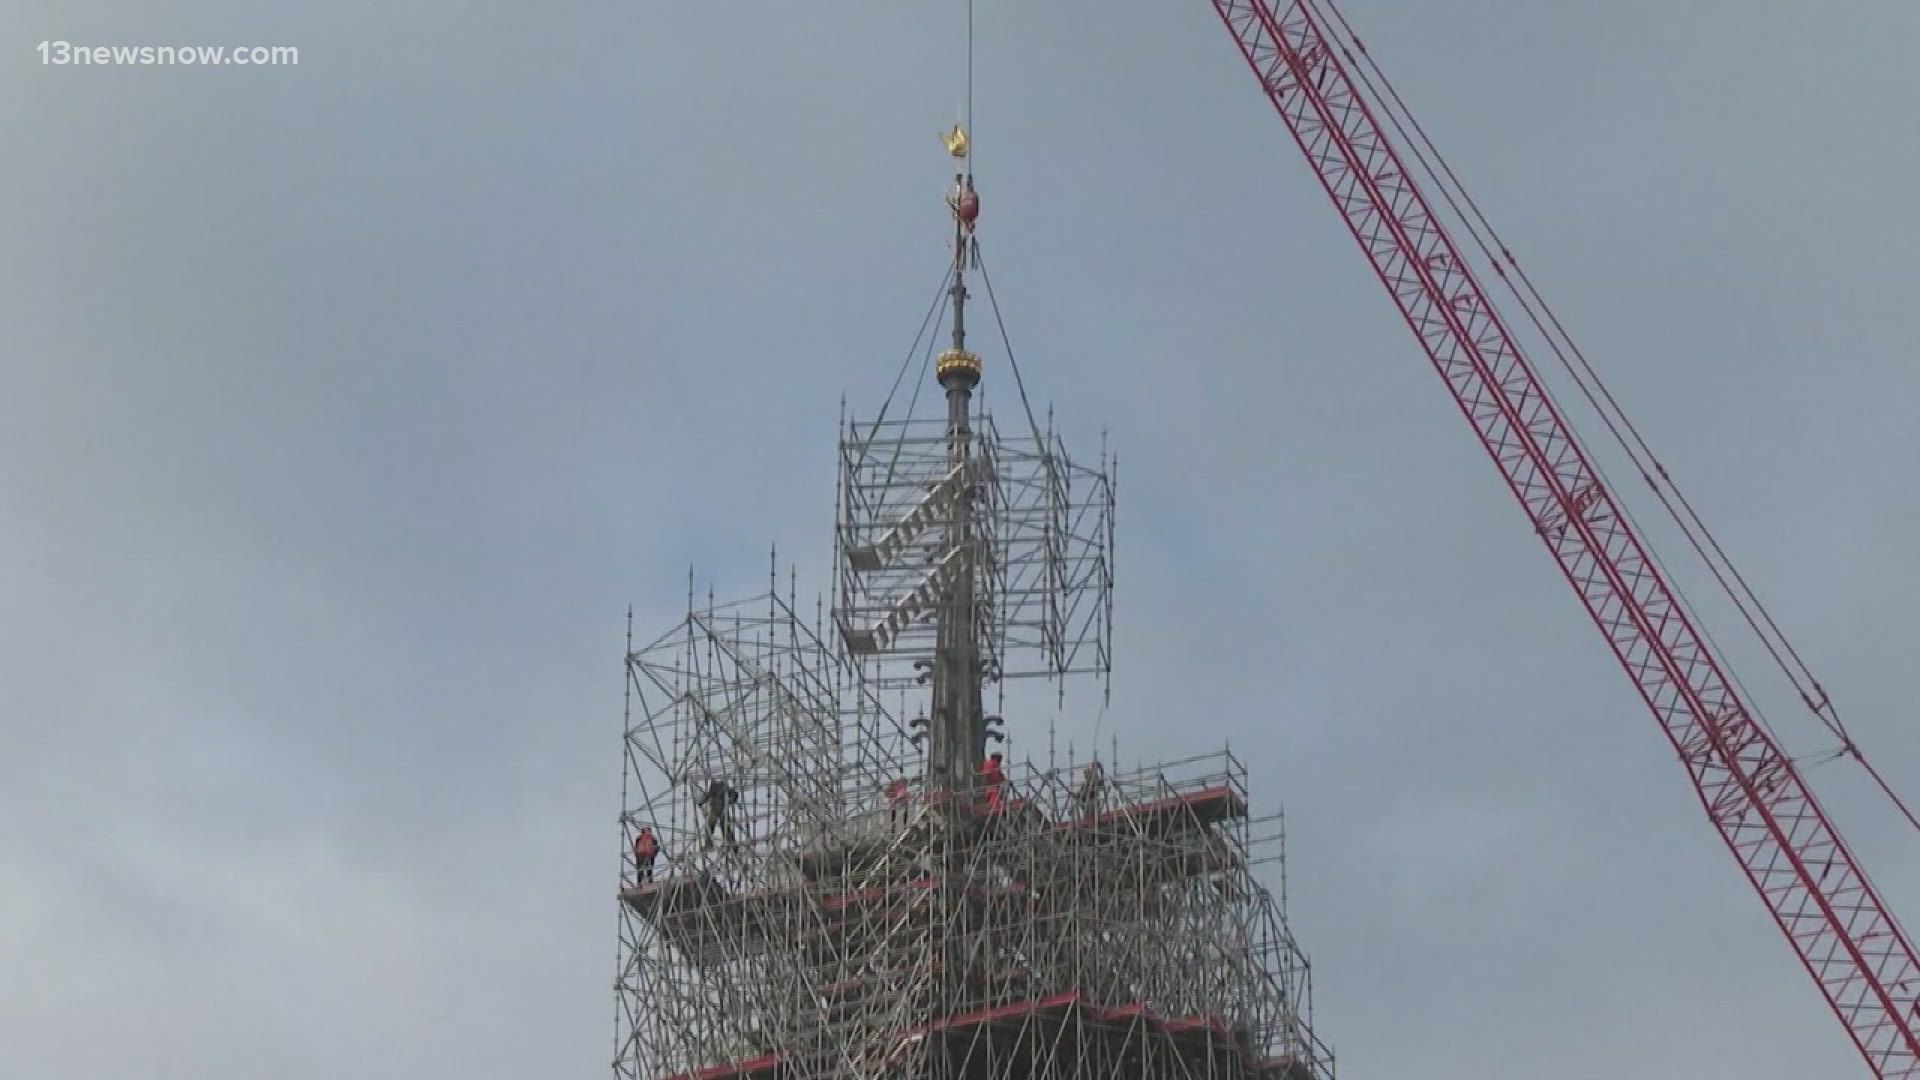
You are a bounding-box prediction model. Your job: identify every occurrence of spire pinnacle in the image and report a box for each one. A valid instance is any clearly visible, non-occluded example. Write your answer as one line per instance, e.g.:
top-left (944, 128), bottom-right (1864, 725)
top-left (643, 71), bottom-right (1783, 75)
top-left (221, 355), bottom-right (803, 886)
top-left (938, 124), bottom-right (982, 391)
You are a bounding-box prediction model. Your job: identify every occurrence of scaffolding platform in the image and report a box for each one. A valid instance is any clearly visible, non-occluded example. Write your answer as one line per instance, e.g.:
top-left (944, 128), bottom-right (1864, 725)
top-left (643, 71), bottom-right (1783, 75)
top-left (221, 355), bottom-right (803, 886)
top-left (655, 992), bottom-right (1317, 1080)
top-left (1061, 785), bottom-right (1247, 832)
top-left (619, 874), bottom-right (729, 918)
top-left (622, 870), bottom-right (1049, 968)
top-left (624, 813), bottom-right (1242, 936)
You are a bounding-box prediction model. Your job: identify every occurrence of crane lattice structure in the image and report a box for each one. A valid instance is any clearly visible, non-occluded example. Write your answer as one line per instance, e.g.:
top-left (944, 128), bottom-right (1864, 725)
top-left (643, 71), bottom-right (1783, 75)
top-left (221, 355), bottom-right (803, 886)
top-left (613, 123), bottom-right (1335, 1080)
top-left (1206, 1), bottom-right (1920, 1075)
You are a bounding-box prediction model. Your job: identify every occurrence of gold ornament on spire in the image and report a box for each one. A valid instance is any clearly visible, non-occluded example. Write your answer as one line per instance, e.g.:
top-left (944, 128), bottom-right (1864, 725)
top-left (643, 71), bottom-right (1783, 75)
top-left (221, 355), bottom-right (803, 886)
top-left (940, 122), bottom-right (970, 159)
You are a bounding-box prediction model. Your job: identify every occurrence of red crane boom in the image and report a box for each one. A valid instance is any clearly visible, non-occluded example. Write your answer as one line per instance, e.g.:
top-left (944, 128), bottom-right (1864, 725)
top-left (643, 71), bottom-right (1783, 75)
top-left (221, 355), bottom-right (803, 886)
top-left (1206, 1), bottom-right (1920, 1073)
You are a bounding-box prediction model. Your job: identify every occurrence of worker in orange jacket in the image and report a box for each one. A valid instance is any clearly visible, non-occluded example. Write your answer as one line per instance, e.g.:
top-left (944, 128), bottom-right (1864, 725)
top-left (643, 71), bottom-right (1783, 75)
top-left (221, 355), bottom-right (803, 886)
top-left (980, 752), bottom-right (1007, 810)
top-left (632, 826), bottom-right (660, 883)
top-left (885, 778), bottom-right (910, 826)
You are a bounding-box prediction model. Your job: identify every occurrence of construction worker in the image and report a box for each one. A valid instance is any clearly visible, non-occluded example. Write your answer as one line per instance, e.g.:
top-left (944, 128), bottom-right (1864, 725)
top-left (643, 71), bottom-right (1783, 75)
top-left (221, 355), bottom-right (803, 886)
top-left (884, 777), bottom-right (910, 826)
top-left (696, 777), bottom-right (741, 851)
top-left (980, 752), bottom-right (1007, 811)
top-left (1075, 760), bottom-right (1105, 819)
top-left (632, 825), bottom-right (660, 883)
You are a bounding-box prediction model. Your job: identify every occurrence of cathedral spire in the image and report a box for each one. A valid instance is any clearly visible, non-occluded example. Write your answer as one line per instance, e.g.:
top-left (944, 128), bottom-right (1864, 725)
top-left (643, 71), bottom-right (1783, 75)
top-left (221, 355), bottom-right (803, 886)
top-left (928, 121), bottom-right (986, 790)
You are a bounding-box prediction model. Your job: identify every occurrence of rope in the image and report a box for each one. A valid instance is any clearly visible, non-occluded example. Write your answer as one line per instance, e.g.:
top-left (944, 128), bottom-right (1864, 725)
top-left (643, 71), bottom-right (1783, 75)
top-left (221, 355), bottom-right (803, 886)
top-left (867, 266), bottom-right (959, 495)
top-left (866, 265), bottom-right (955, 440)
top-left (1312, 0), bottom-right (1919, 834)
top-left (972, 246), bottom-right (1048, 450)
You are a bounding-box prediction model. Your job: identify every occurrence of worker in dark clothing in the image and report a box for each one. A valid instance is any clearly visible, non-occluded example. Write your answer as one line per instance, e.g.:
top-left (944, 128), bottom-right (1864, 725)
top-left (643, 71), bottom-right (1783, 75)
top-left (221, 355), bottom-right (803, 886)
top-left (697, 778), bottom-right (741, 850)
top-left (1075, 760), bottom-right (1105, 819)
top-left (632, 826), bottom-right (660, 883)
top-left (980, 753), bottom-right (1007, 811)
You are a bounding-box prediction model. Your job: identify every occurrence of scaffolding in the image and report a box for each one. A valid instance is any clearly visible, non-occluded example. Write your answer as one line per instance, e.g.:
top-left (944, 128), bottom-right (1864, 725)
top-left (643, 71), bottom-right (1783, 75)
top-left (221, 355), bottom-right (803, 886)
top-left (832, 409), bottom-right (1114, 697)
top-left (612, 115), bottom-right (1332, 1080)
top-left (614, 588), bottom-right (1336, 1080)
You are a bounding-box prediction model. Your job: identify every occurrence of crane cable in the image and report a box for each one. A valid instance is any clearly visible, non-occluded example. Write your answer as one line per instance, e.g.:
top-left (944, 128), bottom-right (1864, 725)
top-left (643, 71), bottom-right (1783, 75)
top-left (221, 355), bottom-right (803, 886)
top-left (966, 0), bottom-right (975, 149)
top-left (951, 0), bottom-right (1056, 509)
top-left (1309, 0), bottom-right (1920, 833)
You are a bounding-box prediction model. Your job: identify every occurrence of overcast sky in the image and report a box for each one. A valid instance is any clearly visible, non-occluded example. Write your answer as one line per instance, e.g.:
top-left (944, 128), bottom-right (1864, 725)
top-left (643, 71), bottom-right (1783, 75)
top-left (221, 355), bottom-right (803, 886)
top-left (4, 1), bottom-right (1918, 1078)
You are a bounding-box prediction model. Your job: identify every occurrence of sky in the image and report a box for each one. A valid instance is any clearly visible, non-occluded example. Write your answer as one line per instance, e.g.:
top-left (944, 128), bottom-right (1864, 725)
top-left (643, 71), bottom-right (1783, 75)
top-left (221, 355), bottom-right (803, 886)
top-left (3, 1), bottom-right (1918, 1077)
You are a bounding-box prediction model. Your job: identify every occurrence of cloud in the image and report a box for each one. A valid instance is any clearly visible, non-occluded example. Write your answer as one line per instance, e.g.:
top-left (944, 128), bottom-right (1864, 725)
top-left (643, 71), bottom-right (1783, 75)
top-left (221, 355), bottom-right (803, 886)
top-left (1, 1), bottom-right (1915, 1077)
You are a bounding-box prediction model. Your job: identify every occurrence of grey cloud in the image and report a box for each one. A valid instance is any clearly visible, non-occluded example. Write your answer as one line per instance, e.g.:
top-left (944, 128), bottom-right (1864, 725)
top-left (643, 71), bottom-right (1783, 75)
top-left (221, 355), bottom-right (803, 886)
top-left (2, 1), bottom-right (1915, 1077)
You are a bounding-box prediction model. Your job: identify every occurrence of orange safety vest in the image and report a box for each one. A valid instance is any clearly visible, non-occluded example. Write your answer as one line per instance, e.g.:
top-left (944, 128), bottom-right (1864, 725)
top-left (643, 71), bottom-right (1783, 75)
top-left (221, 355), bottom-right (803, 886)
top-left (633, 830), bottom-right (657, 858)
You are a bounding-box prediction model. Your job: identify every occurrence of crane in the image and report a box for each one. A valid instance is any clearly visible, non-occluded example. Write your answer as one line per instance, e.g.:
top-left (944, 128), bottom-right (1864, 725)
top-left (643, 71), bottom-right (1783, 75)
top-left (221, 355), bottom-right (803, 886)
top-left (1204, 1), bottom-right (1920, 1075)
